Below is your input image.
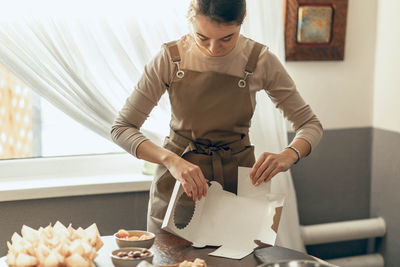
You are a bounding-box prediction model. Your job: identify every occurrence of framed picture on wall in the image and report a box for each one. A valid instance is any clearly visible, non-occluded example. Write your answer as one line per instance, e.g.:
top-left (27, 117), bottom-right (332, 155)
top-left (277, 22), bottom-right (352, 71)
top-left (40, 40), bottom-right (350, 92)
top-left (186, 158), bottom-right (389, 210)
top-left (284, 0), bottom-right (349, 61)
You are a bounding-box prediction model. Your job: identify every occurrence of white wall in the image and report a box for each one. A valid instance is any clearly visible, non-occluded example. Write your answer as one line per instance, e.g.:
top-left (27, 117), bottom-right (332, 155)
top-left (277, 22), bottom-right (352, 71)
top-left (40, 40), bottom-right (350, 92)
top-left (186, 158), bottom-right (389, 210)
top-left (284, 0), bottom-right (378, 130)
top-left (372, 0), bottom-right (400, 134)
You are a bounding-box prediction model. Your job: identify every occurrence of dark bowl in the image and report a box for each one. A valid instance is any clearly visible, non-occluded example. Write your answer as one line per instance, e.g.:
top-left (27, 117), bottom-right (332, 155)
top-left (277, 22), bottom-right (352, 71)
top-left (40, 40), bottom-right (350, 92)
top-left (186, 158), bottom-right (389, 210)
top-left (111, 247), bottom-right (153, 267)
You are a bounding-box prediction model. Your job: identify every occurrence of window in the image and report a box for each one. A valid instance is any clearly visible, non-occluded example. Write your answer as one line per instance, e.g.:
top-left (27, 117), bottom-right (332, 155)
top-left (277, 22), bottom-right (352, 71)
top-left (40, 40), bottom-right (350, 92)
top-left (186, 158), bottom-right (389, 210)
top-left (0, 67), bottom-right (34, 159)
top-left (0, 64), bottom-right (123, 160)
top-left (0, 64), bottom-right (145, 191)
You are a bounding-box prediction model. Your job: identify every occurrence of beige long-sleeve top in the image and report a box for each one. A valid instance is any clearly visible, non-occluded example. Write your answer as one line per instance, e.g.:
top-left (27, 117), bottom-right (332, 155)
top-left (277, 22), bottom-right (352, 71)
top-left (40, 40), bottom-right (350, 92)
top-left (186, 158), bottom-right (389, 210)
top-left (111, 34), bottom-right (323, 157)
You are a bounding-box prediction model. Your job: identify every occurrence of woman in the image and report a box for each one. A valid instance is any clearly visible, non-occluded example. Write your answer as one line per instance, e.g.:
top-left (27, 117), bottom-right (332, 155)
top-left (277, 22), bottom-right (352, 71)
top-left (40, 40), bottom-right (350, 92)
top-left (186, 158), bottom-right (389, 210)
top-left (111, 0), bottom-right (322, 233)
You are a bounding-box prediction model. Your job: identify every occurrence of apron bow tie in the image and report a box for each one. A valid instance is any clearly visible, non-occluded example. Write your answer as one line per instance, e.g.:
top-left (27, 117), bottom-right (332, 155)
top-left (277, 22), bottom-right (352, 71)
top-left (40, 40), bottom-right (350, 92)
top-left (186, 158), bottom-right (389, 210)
top-left (185, 141), bottom-right (233, 189)
top-left (172, 130), bottom-right (251, 194)
top-left (189, 142), bottom-right (230, 155)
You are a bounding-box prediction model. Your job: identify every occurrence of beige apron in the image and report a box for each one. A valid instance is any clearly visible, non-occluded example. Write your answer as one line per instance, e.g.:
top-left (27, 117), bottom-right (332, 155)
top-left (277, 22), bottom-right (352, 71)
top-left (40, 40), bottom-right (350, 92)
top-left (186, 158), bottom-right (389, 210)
top-left (147, 40), bottom-right (264, 233)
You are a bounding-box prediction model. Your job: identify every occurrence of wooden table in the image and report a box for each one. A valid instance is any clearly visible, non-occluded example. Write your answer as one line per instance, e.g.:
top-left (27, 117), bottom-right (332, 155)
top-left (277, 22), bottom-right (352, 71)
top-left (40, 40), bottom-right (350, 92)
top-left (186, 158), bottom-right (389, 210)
top-left (0, 233), bottom-right (324, 267)
top-left (94, 233), bottom-right (320, 267)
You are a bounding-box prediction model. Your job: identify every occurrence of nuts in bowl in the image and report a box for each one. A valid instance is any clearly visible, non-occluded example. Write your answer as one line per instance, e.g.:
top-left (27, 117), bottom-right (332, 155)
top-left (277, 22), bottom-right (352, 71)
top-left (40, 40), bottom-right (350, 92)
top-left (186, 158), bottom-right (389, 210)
top-left (114, 229), bottom-right (155, 249)
top-left (111, 247), bottom-right (153, 267)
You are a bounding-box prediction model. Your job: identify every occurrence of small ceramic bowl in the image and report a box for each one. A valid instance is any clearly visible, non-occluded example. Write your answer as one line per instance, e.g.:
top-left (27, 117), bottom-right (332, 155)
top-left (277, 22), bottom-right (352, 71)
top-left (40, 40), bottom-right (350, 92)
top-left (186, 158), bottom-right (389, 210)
top-left (111, 247), bottom-right (153, 267)
top-left (114, 230), bottom-right (155, 249)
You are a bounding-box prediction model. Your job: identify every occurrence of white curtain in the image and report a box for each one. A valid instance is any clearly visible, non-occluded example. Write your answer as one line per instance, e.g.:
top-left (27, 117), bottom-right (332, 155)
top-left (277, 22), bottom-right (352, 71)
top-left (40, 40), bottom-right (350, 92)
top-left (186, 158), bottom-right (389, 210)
top-left (0, 1), bottom-right (191, 141)
top-left (0, 0), bottom-right (305, 252)
top-left (243, 1), bottom-right (306, 252)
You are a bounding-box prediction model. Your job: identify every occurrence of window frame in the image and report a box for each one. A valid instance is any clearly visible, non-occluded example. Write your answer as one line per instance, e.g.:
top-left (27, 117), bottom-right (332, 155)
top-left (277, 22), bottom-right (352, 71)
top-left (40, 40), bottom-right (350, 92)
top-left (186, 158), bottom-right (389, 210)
top-left (0, 152), bottom-right (153, 202)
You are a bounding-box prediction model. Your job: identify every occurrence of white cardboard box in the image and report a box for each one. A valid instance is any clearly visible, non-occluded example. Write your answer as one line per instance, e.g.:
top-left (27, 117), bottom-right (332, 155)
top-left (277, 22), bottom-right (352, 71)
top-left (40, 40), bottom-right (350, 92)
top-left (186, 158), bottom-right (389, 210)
top-left (162, 167), bottom-right (285, 259)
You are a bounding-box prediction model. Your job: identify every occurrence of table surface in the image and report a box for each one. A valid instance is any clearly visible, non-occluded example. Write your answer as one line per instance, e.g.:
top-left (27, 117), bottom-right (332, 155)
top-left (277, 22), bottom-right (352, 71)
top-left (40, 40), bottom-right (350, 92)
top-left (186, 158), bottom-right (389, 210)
top-left (95, 234), bottom-right (319, 267)
top-left (1, 233), bottom-right (323, 267)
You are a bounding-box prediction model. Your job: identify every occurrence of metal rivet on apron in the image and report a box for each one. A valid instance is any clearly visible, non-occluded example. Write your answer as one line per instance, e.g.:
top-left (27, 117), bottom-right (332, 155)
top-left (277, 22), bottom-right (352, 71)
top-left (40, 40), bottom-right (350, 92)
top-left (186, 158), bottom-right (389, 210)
top-left (238, 71), bottom-right (252, 88)
top-left (238, 79), bottom-right (246, 88)
top-left (176, 70), bottom-right (185, 79)
top-left (174, 61), bottom-right (185, 79)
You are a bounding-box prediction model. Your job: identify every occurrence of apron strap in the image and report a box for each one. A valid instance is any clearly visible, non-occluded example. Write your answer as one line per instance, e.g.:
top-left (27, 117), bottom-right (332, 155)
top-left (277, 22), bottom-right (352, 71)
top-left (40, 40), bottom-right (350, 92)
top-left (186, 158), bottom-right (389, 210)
top-left (165, 41), bottom-right (181, 63)
top-left (245, 42), bottom-right (264, 74)
top-left (165, 41), bottom-right (185, 80)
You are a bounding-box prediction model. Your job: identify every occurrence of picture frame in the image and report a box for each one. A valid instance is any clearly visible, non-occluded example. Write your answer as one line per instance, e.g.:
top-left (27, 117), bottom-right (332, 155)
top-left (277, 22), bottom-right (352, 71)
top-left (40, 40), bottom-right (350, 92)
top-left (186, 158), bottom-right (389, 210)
top-left (284, 0), bottom-right (349, 61)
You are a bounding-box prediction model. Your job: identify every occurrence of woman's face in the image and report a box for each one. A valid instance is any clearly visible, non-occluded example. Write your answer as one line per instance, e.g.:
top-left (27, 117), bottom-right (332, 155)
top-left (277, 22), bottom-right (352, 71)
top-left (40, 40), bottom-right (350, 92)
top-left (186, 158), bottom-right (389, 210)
top-left (191, 14), bottom-right (241, 57)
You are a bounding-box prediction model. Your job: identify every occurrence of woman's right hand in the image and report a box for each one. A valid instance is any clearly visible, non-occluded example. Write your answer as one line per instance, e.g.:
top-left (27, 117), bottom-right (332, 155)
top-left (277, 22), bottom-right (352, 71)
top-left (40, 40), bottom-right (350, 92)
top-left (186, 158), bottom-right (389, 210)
top-left (164, 154), bottom-right (208, 201)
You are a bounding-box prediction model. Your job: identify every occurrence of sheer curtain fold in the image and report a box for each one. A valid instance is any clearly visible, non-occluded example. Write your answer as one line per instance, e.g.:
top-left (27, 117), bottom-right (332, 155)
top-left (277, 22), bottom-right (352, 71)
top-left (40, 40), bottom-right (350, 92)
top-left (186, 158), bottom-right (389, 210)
top-left (0, 0), bottom-right (305, 251)
top-left (0, 9), bottom-right (188, 140)
top-left (243, 0), bottom-right (306, 252)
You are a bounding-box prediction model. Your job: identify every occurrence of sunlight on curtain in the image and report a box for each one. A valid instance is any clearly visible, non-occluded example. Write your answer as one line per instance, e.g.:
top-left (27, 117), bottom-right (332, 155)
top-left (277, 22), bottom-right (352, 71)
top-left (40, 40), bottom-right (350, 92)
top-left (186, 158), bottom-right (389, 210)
top-left (0, 0), bottom-right (191, 146)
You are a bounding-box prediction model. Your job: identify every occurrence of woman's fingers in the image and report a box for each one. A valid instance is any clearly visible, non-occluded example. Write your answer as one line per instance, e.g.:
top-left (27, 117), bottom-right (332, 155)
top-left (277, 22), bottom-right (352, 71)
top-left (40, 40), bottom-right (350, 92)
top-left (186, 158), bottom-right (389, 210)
top-left (192, 176), bottom-right (203, 201)
top-left (252, 152), bottom-right (289, 186)
top-left (186, 175), bottom-right (199, 201)
top-left (202, 180), bottom-right (208, 198)
top-left (251, 153), bottom-right (272, 184)
top-left (250, 153), bottom-right (265, 180)
top-left (181, 165), bottom-right (208, 201)
top-left (180, 180), bottom-right (192, 197)
top-left (195, 170), bottom-right (208, 199)
top-left (193, 173), bottom-right (209, 201)
top-left (167, 156), bottom-right (210, 201)
top-left (254, 164), bottom-right (274, 186)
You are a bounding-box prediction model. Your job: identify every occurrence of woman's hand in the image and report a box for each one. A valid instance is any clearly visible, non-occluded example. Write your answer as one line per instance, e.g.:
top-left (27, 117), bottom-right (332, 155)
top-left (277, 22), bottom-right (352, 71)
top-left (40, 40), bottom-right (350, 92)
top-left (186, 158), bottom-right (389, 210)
top-left (249, 149), bottom-right (298, 186)
top-left (136, 140), bottom-right (209, 201)
top-left (164, 154), bottom-right (208, 201)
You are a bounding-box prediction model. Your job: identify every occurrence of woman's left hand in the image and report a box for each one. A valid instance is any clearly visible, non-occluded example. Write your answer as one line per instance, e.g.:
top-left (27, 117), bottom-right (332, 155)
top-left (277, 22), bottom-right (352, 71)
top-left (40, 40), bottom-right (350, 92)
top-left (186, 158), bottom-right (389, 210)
top-left (249, 149), bottom-right (298, 186)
